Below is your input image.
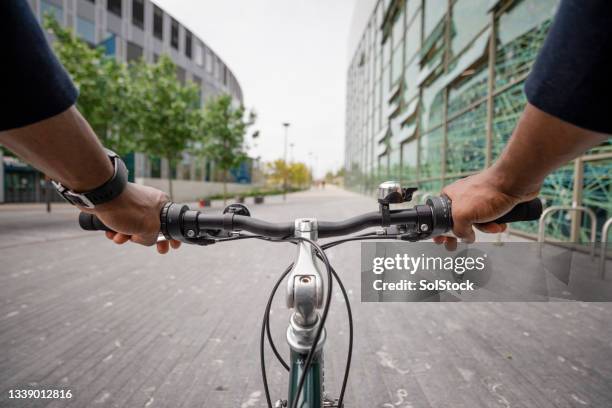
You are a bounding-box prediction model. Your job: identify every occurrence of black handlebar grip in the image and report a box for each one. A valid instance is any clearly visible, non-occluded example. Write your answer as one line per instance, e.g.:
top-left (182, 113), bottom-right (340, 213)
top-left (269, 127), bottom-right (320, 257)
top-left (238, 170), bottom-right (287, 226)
top-left (78, 212), bottom-right (113, 232)
top-left (490, 198), bottom-right (543, 224)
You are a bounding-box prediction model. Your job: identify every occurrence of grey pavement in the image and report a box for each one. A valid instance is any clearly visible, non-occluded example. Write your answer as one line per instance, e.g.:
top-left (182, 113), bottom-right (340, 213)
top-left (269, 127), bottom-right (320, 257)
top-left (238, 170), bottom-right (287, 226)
top-left (1, 187), bottom-right (611, 407)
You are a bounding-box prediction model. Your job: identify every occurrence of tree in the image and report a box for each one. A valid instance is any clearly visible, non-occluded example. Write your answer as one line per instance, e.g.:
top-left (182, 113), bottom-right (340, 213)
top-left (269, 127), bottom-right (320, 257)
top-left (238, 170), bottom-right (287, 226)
top-left (266, 159), bottom-right (311, 189)
top-left (44, 15), bottom-right (135, 155)
top-left (200, 94), bottom-right (255, 204)
top-left (129, 56), bottom-right (201, 199)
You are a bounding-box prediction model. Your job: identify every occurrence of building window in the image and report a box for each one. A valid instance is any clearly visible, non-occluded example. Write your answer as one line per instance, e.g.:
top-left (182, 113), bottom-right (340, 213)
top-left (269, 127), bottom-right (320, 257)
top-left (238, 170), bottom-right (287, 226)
top-left (185, 30), bottom-right (193, 59)
top-left (153, 6), bottom-right (163, 40)
top-left (40, 1), bottom-right (62, 22)
top-left (127, 41), bottom-right (143, 62)
top-left (107, 0), bottom-right (122, 17)
top-left (205, 50), bottom-right (213, 73)
top-left (195, 43), bottom-right (203, 66)
top-left (171, 19), bottom-right (179, 49)
top-left (132, 0), bottom-right (144, 29)
top-left (76, 16), bottom-right (95, 44)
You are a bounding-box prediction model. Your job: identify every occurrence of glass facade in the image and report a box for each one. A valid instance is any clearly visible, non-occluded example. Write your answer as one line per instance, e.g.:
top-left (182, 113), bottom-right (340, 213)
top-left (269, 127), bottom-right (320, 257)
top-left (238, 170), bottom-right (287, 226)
top-left (345, 0), bottom-right (611, 241)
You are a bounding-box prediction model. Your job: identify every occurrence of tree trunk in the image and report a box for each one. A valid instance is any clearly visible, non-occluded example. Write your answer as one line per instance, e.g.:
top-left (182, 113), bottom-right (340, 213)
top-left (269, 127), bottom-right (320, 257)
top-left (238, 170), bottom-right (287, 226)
top-left (222, 169), bottom-right (228, 206)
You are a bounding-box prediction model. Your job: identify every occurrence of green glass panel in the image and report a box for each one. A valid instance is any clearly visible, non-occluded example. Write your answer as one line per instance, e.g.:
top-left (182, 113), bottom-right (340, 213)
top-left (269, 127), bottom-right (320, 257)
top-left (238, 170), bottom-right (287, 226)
top-left (405, 0), bottom-right (421, 25)
top-left (495, 0), bottom-right (559, 89)
top-left (418, 127), bottom-right (444, 179)
top-left (403, 58), bottom-right (420, 103)
top-left (449, 0), bottom-right (490, 58)
top-left (419, 179), bottom-right (443, 196)
top-left (401, 139), bottom-right (418, 183)
top-left (404, 9), bottom-right (421, 64)
top-left (492, 82), bottom-right (526, 159)
top-left (390, 146), bottom-right (401, 180)
top-left (420, 75), bottom-right (445, 132)
top-left (513, 164), bottom-right (574, 240)
top-left (447, 63), bottom-right (488, 117)
top-left (392, 8), bottom-right (404, 49)
top-left (391, 43), bottom-right (404, 85)
top-left (581, 159), bottom-right (612, 242)
top-left (424, 0), bottom-right (447, 39)
top-left (446, 101), bottom-right (486, 175)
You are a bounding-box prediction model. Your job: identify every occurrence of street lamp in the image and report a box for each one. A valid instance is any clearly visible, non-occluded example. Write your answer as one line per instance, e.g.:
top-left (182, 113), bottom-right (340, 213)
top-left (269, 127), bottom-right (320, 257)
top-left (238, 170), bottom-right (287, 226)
top-left (282, 122), bottom-right (290, 201)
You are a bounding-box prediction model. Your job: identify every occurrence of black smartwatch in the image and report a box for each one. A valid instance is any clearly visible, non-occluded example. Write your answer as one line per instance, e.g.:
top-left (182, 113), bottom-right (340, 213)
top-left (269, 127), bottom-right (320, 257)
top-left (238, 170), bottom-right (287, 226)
top-left (52, 148), bottom-right (128, 209)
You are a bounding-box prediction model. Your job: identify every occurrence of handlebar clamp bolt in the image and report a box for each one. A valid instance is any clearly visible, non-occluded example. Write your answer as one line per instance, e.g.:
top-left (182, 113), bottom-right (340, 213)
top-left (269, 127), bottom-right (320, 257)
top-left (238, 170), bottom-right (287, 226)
top-left (420, 224), bottom-right (429, 232)
top-left (186, 229), bottom-right (196, 238)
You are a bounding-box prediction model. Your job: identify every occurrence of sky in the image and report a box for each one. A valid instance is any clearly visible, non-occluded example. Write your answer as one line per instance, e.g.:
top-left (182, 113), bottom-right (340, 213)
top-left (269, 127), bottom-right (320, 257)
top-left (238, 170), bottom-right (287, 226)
top-left (155, 0), bottom-right (356, 178)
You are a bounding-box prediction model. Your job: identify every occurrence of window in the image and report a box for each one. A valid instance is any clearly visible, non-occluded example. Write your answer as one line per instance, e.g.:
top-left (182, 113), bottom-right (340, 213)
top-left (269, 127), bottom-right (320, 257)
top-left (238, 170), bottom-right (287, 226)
top-left (194, 43), bottom-right (203, 66)
top-left (171, 19), bottom-right (179, 49)
top-left (76, 16), bottom-right (95, 44)
top-left (205, 50), bottom-right (213, 73)
top-left (423, 0), bottom-right (446, 38)
top-left (132, 0), bottom-right (144, 29)
top-left (185, 30), bottom-right (192, 58)
top-left (153, 6), bottom-right (163, 40)
top-left (127, 41), bottom-right (143, 62)
top-left (40, 1), bottom-right (62, 22)
top-left (223, 67), bottom-right (228, 86)
top-left (450, 0), bottom-right (490, 57)
top-left (107, 0), bottom-right (122, 17)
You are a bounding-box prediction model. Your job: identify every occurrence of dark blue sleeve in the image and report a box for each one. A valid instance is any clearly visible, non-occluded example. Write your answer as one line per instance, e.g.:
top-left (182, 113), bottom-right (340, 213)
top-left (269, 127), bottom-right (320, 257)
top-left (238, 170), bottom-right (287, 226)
top-left (524, 0), bottom-right (612, 134)
top-left (0, 0), bottom-right (78, 131)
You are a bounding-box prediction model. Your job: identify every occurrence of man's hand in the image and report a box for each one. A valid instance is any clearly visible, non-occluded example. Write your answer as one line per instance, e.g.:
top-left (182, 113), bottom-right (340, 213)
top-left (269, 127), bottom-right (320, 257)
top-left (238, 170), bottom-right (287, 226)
top-left (435, 167), bottom-right (540, 247)
top-left (81, 183), bottom-right (181, 254)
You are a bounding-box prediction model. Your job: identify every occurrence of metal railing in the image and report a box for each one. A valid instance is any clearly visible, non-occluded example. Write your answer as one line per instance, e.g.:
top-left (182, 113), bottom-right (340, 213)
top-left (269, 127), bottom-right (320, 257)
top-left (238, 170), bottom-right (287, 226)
top-left (538, 205), bottom-right (597, 258)
top-left (600, 217), bottom-right (612, 279)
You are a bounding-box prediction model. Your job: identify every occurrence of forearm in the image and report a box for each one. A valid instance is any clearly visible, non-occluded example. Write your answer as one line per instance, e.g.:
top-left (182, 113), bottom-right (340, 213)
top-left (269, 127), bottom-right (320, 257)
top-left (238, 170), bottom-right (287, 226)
top-left (0, 106), bottom-right (113, 192)
top-left (489, 103), bottom-right (608, 197)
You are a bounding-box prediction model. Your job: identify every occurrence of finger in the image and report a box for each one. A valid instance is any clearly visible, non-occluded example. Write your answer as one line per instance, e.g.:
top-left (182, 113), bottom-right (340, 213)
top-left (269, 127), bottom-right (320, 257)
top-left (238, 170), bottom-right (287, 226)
top-left (105, 231), bottom-right (116, 240)
top-left (433, 236), bottom-right (446, 245)
top-left (444, 237), bottom-right (458, 251)
top-left (130, 234), bottom-right (156, 246)
top-left (113, 233), bottom-right (131, 244)
top-left (475, 222), bottom-right (506, 234)
top-left (169, 240), bottom-right (181, 249)
top-left (452, 220), bottom-right (476, 243)
top-left (157, 240), bottom-right (169, 254)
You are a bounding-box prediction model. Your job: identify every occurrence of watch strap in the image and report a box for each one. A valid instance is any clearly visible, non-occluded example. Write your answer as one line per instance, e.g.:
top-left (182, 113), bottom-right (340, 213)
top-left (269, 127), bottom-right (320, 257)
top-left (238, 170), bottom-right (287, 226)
top-left (53, 150), bottom-right (128, 208)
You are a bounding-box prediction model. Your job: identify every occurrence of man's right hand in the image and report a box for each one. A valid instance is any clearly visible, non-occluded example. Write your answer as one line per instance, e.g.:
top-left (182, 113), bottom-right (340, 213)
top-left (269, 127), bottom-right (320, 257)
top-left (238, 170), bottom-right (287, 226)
top-left (435, 167), bottom-right (540, 247)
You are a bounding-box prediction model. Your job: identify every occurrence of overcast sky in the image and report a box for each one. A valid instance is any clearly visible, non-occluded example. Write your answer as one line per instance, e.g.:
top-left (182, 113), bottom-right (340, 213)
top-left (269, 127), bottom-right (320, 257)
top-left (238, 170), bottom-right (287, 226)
top-left (155, 0), bottom-right (356, 178)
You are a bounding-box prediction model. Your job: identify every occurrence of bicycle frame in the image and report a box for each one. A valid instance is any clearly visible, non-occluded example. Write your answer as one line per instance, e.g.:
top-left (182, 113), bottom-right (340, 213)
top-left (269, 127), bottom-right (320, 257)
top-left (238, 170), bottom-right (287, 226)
top-left (283, 218), bottom-right (327, 408)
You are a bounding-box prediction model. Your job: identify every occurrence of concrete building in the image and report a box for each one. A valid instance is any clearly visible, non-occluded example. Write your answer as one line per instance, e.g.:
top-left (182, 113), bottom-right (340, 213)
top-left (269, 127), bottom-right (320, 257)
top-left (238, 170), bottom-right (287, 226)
top-left (2, 0), bottom-right (252, 203)
top-left (345, 0), bottom-right (611, 242)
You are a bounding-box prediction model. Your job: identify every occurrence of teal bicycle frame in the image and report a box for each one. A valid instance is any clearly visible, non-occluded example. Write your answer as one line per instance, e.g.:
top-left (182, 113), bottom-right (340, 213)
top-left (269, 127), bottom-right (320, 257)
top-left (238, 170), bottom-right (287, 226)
top-left (288, 350), bottom-right (324, 407)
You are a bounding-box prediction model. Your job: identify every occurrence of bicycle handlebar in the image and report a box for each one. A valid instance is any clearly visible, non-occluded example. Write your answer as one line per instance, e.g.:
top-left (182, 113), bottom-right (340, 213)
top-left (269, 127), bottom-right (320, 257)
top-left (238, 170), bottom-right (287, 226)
top-left (78, 195), bottom-right (543, 242)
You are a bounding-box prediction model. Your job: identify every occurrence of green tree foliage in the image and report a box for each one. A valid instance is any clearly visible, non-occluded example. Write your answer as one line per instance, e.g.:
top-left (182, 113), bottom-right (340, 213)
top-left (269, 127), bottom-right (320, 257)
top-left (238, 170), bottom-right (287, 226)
top-left (44, 15), bottom-right (134, 154)
top-left (45, 15), bottom-right (204, 199)
top-left (200, 95), bottom-right (255, 203)
top-left (129, 56), bottom-right (201, 198)
top-left (266, 159), bottom-right (312, 189)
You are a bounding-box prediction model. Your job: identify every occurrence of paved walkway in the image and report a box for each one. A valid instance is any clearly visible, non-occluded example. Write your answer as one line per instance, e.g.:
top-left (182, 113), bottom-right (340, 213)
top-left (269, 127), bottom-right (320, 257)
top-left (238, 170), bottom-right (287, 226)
top-left (1, 187), bottom-right (611, 407)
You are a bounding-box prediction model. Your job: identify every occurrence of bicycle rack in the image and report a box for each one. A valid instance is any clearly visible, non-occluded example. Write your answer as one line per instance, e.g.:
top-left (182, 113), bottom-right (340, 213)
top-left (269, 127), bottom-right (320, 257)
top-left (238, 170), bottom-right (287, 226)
top-left (538, 205), bottom-right (597, 258)
top-left (600, 217), bottom-right (612, 279)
